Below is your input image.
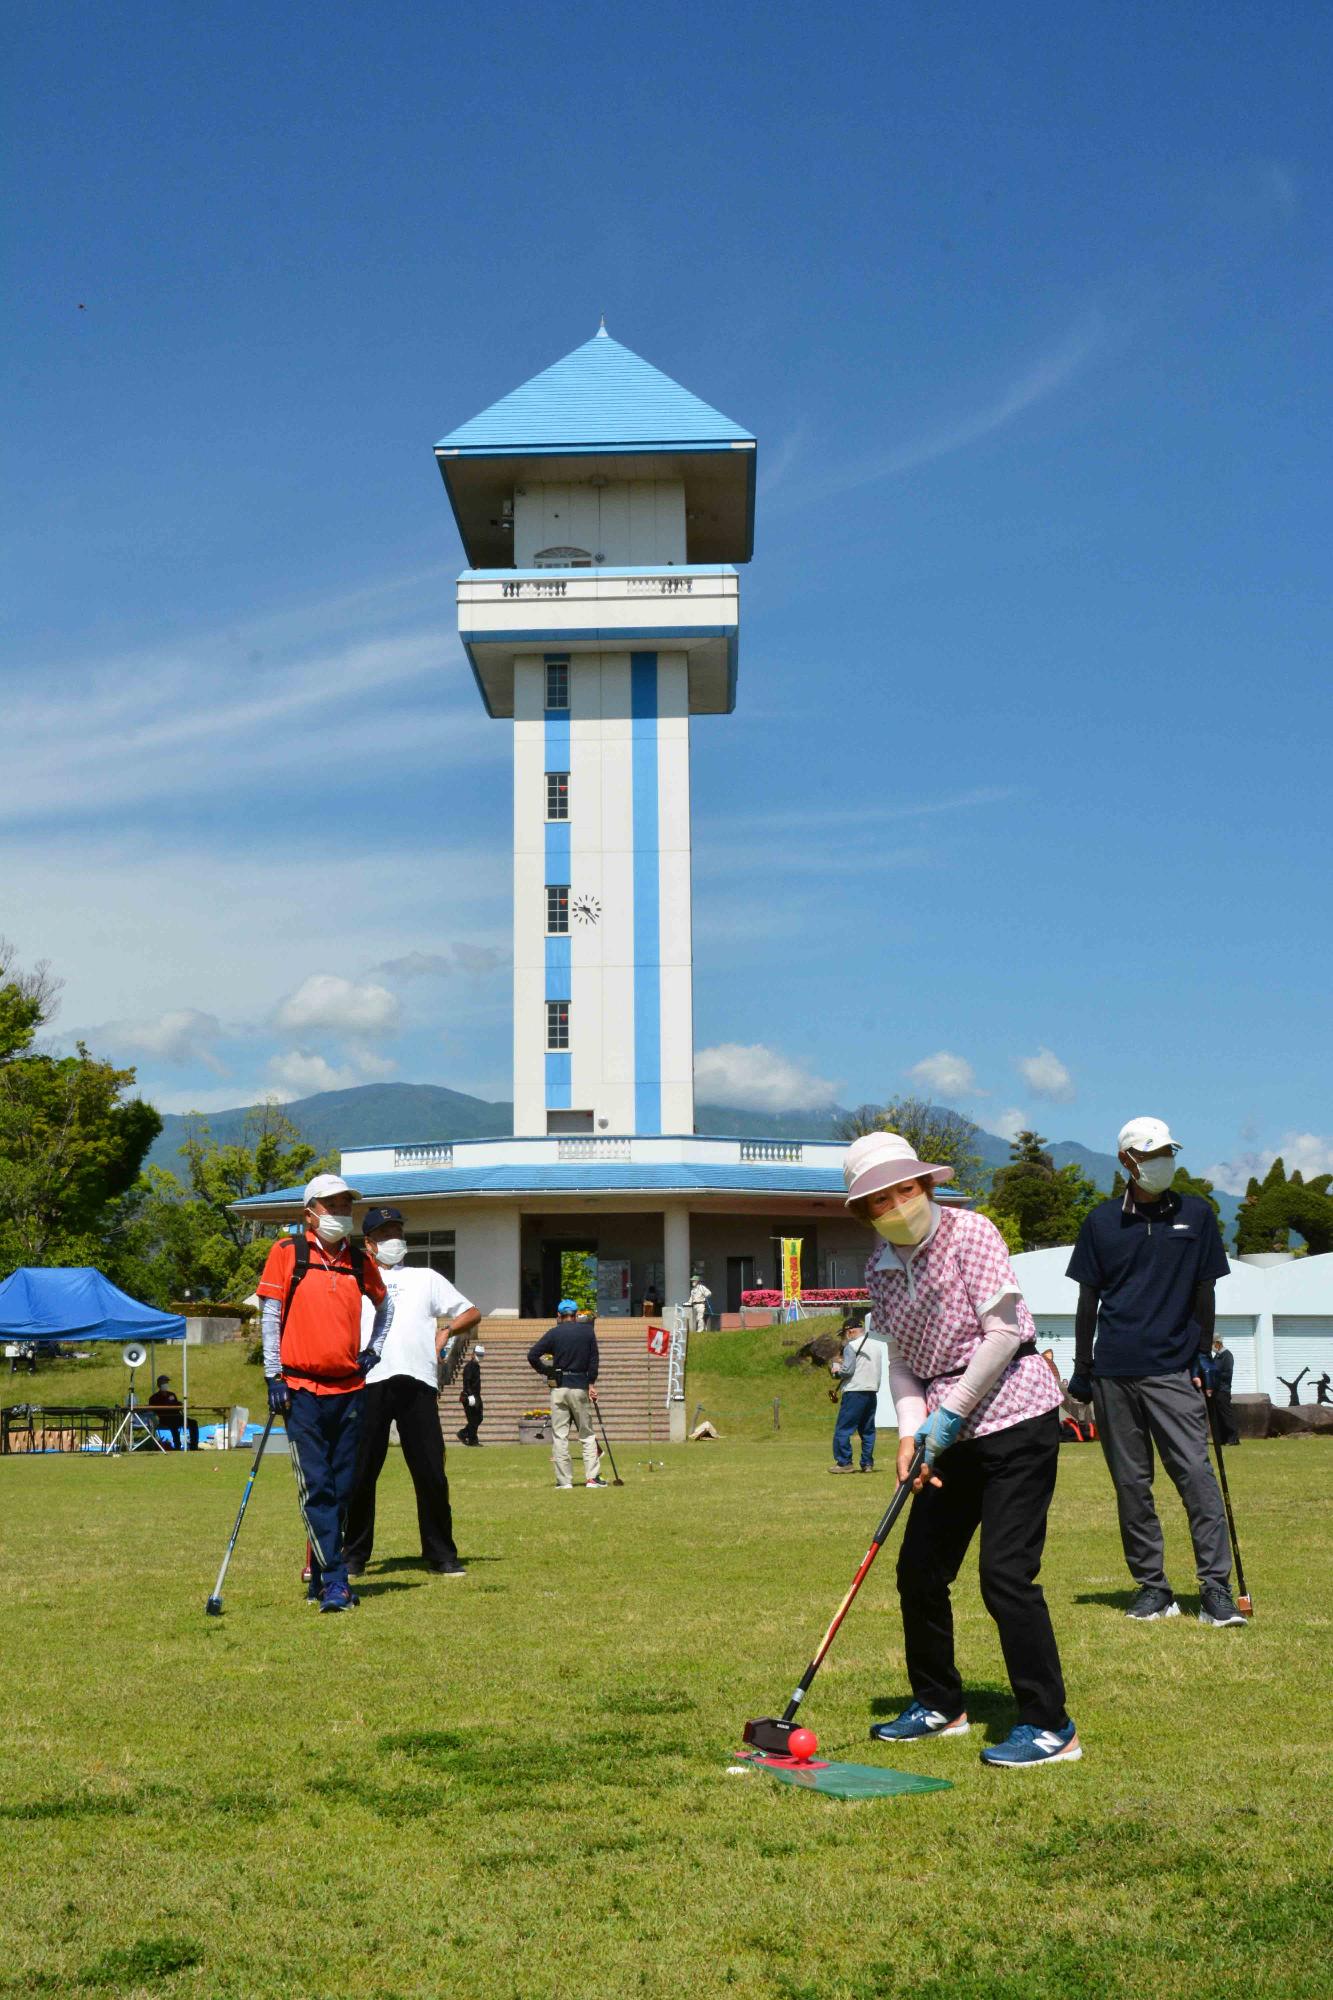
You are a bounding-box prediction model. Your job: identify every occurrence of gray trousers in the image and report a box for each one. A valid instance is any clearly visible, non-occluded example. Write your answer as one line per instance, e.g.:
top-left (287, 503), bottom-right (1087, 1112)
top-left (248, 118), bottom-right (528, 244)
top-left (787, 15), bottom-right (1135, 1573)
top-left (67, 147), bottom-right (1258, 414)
top-left (1093, 1372), bottom-right (1231, 1591)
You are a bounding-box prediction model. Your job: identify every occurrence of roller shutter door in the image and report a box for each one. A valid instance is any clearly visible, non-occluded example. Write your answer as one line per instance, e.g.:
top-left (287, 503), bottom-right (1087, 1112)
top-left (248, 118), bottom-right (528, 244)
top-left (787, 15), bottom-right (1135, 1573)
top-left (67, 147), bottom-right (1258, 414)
top-left (1273, 1318), bottom-right (1333, 1400)
top-left (1031, 1315), bottom-right (1077, 1382)
top-left (1214, 1316), bottom-right (1257, 1393)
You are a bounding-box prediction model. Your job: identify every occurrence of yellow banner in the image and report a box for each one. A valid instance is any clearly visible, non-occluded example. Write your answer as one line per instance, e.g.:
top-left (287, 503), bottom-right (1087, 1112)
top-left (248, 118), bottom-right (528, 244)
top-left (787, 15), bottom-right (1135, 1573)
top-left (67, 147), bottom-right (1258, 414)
top-left (780, 1237), bottom-right (803, 1303)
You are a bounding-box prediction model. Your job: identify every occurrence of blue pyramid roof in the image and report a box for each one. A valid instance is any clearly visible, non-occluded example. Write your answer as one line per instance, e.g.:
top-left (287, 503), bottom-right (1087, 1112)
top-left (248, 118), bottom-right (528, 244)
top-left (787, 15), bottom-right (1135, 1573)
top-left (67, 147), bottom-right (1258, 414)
top-left (438, 329), bottom-right (753, 455)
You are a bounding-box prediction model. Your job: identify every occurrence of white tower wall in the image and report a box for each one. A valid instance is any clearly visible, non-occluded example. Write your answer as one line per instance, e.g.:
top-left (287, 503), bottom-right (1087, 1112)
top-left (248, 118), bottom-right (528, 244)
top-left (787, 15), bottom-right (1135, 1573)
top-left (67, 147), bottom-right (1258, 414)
top-left (512, 648), bottom-right (694, 1137)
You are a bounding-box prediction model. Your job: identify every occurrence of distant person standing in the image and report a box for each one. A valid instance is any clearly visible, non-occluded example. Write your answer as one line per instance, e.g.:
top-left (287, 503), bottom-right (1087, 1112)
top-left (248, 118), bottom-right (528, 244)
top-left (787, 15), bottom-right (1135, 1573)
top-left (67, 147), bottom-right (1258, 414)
top-left (527, 1300), bottom-right (607, 1489)
top-left (688, 1276), bottom-right (712, 1333)
top-left (1210, 1337), bottom-right (1240, 1445)
top-left (1066, 1118), bottom-right (1245, 1628)
top-left (344, 1206), bottom-right (478, 1578)
top-left (458, 1343), bottom-right (485, 1446)
top-left (829, 1317), bottom-right (882, 1473)
top-left (257, 1175), bottom-right (391, 1613)
top-left (147, 1374), bottom-right (199, 1451)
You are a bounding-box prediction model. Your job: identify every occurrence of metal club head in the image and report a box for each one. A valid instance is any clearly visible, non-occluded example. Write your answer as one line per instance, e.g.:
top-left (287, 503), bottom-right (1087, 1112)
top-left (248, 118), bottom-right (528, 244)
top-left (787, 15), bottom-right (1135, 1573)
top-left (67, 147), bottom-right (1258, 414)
top-left (742, 1717), bottom-right (800, 1755)
top-left (204, 1597), bottom-right (223, 1617)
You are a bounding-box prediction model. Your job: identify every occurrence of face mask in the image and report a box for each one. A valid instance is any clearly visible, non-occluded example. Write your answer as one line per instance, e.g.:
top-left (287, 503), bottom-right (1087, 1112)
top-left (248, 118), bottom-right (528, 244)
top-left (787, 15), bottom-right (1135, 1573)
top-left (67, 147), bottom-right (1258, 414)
top-left (373, 1237), bottom-right (407, 1267)
top-left (314, 1212), bottom-right (353, 1246)
top-left (1131, 1156), bottom-right (1176, 1197)
top-left (871, 1191), bottom-right (933, 1246)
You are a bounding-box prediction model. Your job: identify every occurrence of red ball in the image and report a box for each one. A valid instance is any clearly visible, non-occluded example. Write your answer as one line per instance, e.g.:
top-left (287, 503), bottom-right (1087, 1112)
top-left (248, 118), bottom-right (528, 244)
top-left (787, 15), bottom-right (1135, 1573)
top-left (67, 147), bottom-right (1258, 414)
top-left (786, 1727), bottom-right (818, 1762)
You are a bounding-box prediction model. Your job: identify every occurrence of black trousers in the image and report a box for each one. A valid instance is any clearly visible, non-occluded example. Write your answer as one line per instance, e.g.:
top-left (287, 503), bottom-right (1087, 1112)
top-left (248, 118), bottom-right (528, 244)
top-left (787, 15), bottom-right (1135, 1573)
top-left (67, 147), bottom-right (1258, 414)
top-left (458, 1400), bottom-right (483, 1445)
top-left (1213, 1383), bottom-right (1239, 1445)
top-left (896, 1407), bottom-right (1068, 1730)
top-left (344, 1376), bottom-right (456, 1567)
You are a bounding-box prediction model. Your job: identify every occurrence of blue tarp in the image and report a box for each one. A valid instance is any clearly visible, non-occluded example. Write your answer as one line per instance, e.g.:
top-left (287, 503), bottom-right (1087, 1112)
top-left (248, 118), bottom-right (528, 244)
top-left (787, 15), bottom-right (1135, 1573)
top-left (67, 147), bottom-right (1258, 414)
top-left (0, 1268), bottom-right (186, 1343)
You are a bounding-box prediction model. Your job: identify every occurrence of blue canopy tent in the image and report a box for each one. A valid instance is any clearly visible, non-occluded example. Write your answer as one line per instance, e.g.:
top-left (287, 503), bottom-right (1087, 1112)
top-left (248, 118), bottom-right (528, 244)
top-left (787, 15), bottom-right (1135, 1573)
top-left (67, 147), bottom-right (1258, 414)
top-left (0, 1268), bottom-right (189, 1451)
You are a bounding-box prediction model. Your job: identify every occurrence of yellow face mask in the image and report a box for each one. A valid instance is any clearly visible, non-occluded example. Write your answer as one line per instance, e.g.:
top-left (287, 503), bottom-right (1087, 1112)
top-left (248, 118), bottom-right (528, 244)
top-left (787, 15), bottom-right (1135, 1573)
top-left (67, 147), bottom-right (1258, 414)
top-left (871, 1191), bottom-right (933, 1246)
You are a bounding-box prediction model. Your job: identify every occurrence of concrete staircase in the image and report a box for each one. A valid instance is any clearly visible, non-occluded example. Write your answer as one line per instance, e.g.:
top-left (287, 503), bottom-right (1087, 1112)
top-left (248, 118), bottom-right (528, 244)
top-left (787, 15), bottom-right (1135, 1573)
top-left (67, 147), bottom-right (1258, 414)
top-left (439, 1318), bottom-right (675, 1446)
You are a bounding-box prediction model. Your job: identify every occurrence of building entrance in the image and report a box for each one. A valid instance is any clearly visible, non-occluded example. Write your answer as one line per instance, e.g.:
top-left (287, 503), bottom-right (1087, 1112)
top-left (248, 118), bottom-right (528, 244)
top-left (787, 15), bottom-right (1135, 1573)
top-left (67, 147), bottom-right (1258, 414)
top-left (726, 1256), bottom-right (756, 1314)
top-left (539, 1239), bottom-right (597, 1319)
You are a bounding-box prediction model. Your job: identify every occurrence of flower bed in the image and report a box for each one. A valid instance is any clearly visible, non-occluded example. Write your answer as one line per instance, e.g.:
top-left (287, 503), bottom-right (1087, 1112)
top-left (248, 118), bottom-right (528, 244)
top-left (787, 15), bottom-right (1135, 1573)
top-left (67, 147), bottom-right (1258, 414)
top-left (740, 1288), bottom-right (869, 1309)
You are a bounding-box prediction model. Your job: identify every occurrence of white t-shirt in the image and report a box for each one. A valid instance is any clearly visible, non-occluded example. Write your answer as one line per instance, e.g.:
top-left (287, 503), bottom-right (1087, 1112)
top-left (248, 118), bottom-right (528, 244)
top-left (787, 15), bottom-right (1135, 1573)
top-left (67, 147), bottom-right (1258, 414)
top-left (360, 1265), bottom-right (473, 1389)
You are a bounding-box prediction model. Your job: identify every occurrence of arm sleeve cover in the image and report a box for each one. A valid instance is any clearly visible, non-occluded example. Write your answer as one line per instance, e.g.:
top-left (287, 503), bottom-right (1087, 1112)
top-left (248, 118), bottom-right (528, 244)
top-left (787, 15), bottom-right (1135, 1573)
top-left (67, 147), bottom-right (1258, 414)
top-left (939, 1295), bottom-right (1024, 1419)
top-left (261, 1297), bottom-right (282, 1378)
top-left (1074, 1285), bottom-right (1099, 1370)
top-left (887, 1338), bottom-right (928, 1439)
top-left (366, 1290), bottom-right (394, 1361)
top-left (1193, 1280), bottom-right (1217, 1347)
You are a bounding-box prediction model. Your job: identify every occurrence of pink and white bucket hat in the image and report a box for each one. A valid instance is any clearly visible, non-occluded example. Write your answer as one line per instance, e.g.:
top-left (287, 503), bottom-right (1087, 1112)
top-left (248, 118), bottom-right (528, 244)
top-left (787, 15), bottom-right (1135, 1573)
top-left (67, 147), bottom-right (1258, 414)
top-left (843, 1131), bottom-right (955, 1206)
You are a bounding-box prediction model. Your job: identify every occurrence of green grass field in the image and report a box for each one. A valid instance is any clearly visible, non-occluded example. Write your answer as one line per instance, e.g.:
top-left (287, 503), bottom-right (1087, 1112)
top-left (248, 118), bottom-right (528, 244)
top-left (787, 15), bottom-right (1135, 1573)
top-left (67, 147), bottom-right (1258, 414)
top-left (1, 1344), bottom-right (1329, 1998)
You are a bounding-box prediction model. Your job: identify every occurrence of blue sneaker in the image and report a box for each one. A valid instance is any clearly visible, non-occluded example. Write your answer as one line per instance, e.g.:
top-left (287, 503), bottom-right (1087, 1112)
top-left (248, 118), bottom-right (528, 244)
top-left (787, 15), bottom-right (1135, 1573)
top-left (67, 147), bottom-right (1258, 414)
top-left (870, 1701), bottom-right (970, 1743)
top-left (318, 1581), bottom-right (359, 1614)
top-left (980, 1720), bottom-right (1082, 1768)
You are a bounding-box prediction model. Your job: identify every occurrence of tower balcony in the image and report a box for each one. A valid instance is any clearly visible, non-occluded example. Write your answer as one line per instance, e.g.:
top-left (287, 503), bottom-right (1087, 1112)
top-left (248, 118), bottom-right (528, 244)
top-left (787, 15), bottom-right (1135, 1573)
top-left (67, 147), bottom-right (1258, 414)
top-left (457, 564), bottom-right (739, 717)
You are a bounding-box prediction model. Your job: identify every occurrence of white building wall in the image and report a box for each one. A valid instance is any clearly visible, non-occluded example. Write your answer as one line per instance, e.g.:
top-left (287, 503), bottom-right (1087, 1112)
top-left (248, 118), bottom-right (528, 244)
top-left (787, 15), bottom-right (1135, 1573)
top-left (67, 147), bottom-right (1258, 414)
top-left (513, 479), bottom-right (686, 566)
top-left (656, 655), bottom-right (694, 1133)
top-left (512, 656), bottom-right (547, 1135)
top-left (588, 653), bottom-right (636, 1130)
top-left (454, 1206), bottom-right (522, 1318)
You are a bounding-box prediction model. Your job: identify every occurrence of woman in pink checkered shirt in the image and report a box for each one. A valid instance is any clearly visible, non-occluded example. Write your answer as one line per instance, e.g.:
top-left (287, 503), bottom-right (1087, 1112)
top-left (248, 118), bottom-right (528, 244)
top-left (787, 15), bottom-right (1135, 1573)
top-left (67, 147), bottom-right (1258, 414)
top-left (844, 1131), bottom-right (1081, 1770)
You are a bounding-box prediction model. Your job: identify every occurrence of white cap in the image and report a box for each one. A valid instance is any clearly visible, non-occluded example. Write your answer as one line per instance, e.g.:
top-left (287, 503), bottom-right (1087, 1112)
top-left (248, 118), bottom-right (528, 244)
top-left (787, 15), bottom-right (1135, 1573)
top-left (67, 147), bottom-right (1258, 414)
top-left (1117, 1117), bottom-right (1179, 1156)
top-left (303, 1172), bottom-right (361, 1206)
top-left (474, 1344), bottom-right (485, 1357)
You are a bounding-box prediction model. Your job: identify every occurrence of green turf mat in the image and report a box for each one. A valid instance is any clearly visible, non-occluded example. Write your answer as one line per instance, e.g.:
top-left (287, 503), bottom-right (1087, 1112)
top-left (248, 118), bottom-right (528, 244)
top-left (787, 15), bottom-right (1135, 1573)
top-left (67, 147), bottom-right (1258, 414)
top-left (738, 1752), bottom-right (952, 1799)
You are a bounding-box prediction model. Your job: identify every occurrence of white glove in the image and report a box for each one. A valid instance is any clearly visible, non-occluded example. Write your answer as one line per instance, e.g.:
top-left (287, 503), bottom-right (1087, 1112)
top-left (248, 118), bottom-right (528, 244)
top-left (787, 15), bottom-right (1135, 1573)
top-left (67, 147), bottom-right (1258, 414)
top-left (467, 1395), bottom-right (477, 1407)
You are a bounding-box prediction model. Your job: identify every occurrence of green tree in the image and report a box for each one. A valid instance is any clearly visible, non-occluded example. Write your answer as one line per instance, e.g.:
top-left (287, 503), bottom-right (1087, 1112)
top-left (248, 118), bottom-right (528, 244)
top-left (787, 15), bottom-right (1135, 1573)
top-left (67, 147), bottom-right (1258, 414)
top-left (118, 1103), bottom-right (332, 1306)
top-left (1112, 1164), bottom-right (1221, 1222)
top-left (559, 1250), bottom-right (597, 1315)
top-left (0, 940), bottom-right (161, 1272)
top-left (976, 1203), bottom-right (1023, 1253)
top-left (986, 1131), bottom-right (1102, 1251)
top-left (833, 1096), bottom-right (986, 1197)
top-left (1234, 1156), bottom-right (1333, 1257)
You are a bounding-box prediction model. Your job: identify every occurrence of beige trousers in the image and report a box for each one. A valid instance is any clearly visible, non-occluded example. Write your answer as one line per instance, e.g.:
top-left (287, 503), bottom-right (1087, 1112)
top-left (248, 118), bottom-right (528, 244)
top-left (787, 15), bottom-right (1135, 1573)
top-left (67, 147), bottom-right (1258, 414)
top-left (550, 1386), bottom-right (600, 1486)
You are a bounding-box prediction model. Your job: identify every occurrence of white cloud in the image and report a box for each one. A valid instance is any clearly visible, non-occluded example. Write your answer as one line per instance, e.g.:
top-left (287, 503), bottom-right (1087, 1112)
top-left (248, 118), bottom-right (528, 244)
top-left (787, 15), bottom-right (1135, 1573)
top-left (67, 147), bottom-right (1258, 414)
top-left (778, 314), bottom-right (1109, 511)
top-left (907, 1050), bottom-right (978, 1098)
top-left (992, 1107), bottom-right (1029, 1143)
top-left (1016, 1048), bottom-right (1075, 1102)
top-left (273, 974), bottom-right (401, 1038)
top-left (0, 571), bottom-right (503, 829)
top-left (266, 1051), bottom-right (369, 1099)
top-left (374, 943), bottom-right (510, 983)
top-left (96, 1008), bottom-right (228, 1073)
top-left (1206, 1131), bottom-right (1333, 1196)
top-left (694, 1042), bottom-right (837, 1112)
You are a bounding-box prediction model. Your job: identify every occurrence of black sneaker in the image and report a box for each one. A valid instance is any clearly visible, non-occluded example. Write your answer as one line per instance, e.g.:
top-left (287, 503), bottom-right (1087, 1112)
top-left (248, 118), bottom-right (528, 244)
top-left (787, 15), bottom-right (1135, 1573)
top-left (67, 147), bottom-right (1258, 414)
top-left (428, 1554), bottom-right (468, 1577)
top-left (346, 1563), bottom-right (366, 1578)
top-left (1198, 1584), bottom-right (1246, 1627)
top-left (1125, 1585), bottom-right (1180, 1621)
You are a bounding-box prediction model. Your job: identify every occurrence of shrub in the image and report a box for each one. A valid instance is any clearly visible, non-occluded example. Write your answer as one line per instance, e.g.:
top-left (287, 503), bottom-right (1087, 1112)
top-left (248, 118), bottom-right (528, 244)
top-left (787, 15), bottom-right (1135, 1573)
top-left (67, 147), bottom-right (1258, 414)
top-left (740, 1288), bottom-right (869, 1308)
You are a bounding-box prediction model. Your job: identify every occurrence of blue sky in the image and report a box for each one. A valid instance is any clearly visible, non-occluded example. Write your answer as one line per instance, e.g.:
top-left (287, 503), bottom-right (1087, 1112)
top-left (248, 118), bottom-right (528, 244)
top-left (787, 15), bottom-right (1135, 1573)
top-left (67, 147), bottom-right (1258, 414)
top-left (5, 2), bottom-right (1330, 1190)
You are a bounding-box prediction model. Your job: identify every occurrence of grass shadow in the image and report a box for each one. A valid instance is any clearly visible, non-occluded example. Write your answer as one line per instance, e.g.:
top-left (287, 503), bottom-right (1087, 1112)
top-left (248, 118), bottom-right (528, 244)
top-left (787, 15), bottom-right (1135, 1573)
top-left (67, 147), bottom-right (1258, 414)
top-left (353, 1578), bottom-right (425, 1598)
top-left (1073, 1588), bottom-right (1139, 1611)
top-left (369, 1554), bottom-right (504, 1572)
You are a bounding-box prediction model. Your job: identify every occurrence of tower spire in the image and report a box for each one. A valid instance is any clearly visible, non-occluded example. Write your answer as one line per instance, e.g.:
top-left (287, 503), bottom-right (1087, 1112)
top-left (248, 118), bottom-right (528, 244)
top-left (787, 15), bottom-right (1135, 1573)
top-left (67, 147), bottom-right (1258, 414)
top-left (597, 314), bottom-right (607, 337)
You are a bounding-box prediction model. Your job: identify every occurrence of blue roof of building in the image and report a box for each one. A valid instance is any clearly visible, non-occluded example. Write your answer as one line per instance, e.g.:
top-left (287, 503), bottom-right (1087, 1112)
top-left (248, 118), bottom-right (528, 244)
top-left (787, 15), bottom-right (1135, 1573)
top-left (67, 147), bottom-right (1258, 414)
top-left (437, 329), bottom-right (753, 455)
top-left (235, 1163), bottom-right (848, 1210)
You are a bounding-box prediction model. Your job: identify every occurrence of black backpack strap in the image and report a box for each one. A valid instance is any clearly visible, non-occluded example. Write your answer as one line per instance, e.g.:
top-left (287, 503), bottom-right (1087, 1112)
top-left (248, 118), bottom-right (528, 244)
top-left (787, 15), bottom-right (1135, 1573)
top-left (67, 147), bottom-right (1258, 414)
top-left (350, 1244), bottom-right (368, 1295)
top-left (282, 1231), bottom-right (310, 1325)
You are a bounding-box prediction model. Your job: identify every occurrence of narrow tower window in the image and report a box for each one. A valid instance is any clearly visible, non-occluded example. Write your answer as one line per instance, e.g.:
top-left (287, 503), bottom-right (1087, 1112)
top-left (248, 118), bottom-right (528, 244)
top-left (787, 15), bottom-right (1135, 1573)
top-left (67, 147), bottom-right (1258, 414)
top-left (545, 771), bottom-right (569, 820)
top-left (546, 1001), bottom-right (569, 1050)
top-left (544, 659), bottom-right (569, 710)
top-left (546, 885), bottom-right (569, 934)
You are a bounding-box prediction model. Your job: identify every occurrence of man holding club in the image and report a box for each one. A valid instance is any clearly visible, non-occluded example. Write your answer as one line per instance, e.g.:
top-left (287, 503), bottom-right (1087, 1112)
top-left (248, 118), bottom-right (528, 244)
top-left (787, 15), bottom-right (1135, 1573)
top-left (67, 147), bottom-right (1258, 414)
top-left (527, 1299), bottom-right (607, 1489)
top-left (1065, 1117), bottom-right (1245, 1627)
top-left (345, 1205), bottom-right (477, 1576)
top-left (257, 1174), bottom-right (392, 1613)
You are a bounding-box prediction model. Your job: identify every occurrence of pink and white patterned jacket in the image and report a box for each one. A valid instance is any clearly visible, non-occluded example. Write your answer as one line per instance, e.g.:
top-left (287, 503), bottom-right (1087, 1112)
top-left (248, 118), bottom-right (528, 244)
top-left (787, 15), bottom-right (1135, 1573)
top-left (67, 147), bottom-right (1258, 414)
top-left (865, 1205), bottom-right (1060, 1440)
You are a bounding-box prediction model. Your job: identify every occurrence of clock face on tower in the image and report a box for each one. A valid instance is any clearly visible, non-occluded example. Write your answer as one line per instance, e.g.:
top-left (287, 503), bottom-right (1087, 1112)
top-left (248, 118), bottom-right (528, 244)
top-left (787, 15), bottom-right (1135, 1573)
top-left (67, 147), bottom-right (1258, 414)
top-left (572, 893), bottom-right (602, 926)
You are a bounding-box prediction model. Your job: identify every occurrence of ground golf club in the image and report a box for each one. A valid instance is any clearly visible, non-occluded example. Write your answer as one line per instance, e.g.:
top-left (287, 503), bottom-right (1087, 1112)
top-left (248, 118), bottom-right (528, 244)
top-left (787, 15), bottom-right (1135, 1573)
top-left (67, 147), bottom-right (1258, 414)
top-left (1203, 1384), bottom-right (1254, 1616)
top-left (593, 1399), bottom-right (624, 1485)
top-left (204, 1411), bottom-right (277, 1616)
top-left (743, 1442), bottom-right (927, 1753)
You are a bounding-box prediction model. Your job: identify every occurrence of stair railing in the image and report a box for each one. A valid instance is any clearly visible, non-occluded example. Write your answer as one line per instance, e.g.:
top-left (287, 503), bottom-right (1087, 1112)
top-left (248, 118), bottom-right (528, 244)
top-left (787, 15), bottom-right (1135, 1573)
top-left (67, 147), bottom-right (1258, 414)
top-left (666, 1305), bottom-right (688, 1408)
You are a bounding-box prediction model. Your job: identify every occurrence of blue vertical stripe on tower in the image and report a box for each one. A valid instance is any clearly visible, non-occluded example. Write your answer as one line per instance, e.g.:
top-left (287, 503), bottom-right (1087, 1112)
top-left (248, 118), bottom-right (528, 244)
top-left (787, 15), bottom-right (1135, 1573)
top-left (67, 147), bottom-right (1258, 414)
top-left (544, 686), bottom-right (572, 1113)
top-left (630, 651), bottom-right (661, 1134)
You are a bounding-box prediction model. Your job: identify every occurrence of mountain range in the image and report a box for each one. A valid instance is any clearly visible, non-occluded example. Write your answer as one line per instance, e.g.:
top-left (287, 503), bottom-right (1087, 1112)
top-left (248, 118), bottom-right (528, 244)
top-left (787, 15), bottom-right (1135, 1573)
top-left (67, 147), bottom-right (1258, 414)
top-left (145, 1080), bottom-right (1236, 1229)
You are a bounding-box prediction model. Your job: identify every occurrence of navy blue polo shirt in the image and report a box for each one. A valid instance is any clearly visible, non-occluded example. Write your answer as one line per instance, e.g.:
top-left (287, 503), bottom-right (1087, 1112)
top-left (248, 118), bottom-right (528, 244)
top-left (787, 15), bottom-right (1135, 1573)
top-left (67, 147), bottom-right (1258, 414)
top-left (1066, 1191), bottom-right (1229, 1377)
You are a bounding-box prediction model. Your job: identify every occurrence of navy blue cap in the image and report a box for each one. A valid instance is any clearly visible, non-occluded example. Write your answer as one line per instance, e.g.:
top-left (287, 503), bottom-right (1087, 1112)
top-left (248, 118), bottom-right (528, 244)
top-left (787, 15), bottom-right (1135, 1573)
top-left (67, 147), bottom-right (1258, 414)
top-left (362, 1205), bottom-right (404, 1235)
